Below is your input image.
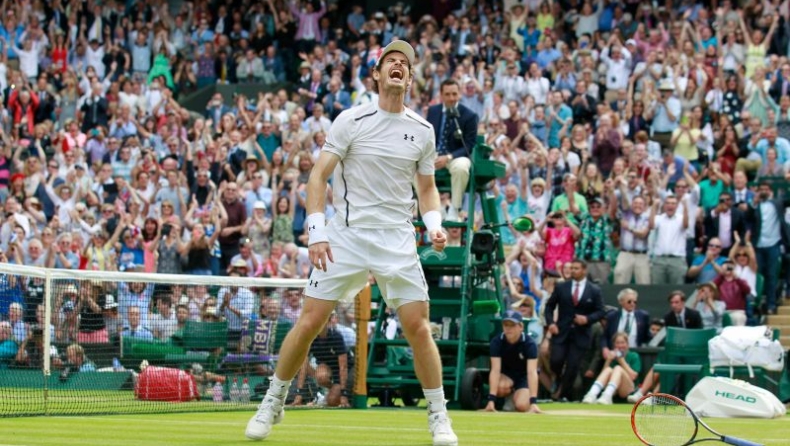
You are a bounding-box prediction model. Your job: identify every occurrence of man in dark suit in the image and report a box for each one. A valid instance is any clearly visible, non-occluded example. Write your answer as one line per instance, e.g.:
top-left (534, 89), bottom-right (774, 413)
top-left (704, 191), bottom-right (746, 256)
top-left (452, 16), bottom-right (477, 62)
top-left (297, 68), bottom-right (328, 114)
top-left (663, 290), bottom-right (703, 329)
top-left (745, 182), bottom-right (790, 314)
top-left (425, 79), bottom-right (478, 221)
top-left (768, 62), bottom-right (790, 102)
top-left (79, 83), bottom-right (109, 133)
top-left (601, 288), bottom-right (651, 356)
top-left (204, 93), bottom-right (232, 130)
top-left (545, 259), bottom-right (606, 401)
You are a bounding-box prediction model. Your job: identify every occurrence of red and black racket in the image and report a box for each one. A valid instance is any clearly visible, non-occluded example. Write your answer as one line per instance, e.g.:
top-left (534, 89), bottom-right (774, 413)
top-left (631, 393), bottom-right (763, 446)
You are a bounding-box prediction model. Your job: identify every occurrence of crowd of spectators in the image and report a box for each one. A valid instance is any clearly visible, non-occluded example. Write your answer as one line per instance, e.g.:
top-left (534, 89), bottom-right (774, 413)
top-left (0, 0), bottom-right (789, 402)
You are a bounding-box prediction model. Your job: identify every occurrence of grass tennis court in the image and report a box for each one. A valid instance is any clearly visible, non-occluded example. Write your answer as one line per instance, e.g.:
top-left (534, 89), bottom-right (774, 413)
top-left (2, 404), bottom-right (787, 446)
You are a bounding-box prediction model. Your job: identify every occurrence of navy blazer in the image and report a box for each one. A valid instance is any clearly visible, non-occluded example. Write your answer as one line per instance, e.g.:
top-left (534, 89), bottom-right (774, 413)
top-left (544, 280), bottom-right (606, 348)
top-left (601, 309), bottom-right (651, 350)
top-left (703, 207), bottom-right (747, 244)
top-left (425, 103), bottom-right (478, 159)
top-left (745, 196), bottom-right (790, 247)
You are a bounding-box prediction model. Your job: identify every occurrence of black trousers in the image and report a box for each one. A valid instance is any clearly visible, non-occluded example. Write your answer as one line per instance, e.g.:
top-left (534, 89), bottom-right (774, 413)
top-left (549, 338), bottom-right (588, 401)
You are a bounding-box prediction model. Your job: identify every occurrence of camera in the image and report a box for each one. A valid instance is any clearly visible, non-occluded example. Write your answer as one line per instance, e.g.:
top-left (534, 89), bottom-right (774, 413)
top-left (615, 350), bottom-right (623, 358)
top-left (161, 224), bottom-right (172, 237)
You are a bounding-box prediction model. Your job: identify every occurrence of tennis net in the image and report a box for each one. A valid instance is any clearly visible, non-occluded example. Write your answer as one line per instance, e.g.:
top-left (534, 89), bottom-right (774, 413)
top-left (0, 263), bottom-right (367, 416)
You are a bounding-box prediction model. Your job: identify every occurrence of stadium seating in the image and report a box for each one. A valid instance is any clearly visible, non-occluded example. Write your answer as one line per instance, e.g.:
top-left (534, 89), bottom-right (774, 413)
top-left (652, 327), bottom-right (716, 398)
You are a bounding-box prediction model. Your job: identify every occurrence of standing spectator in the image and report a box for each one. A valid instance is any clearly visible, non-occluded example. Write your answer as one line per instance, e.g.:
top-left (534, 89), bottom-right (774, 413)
top-left (746, 182), bottom-right (790, 314)
top-left (544, 259), bottom-right (606, 402)
top-left (219, 182), bottom-right (246, 273)
top-left (322, 77), bottom-right (351, 121)
top-left (650, 196), bottom-right (689, 285)
top-left (712, 259), bottom-right (751, 327)
top-left (218, 271), bottom-right (255, 342)
top-left (79, 82), bottom-right (109, 133)
top-left (704, 191), bottom-right (746, 255)
top-left (539, 211), bottom-right (580, 276)
top-left (575, 196), bottom-right (616, 284)
top-left (237, 49), bottom-right (268, 84)
top-left (289, 0), bottom-right (327, 55)
top-left (649, 80), bottom-right (681, 149)
top-left (614, 195), bottom-right (651, 284)
top-left (551, 174), bottom-right (588, 223)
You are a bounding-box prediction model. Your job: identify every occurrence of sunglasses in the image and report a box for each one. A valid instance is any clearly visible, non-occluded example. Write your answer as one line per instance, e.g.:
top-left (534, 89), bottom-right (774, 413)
top-left (735, 253), bottom-right (747, 257)
top-left (708, 244), bottom-right (722, 248)
top-left (719, 198), bottom-right (731, 203)
top-left (627, 300), bottom-right (637, 304)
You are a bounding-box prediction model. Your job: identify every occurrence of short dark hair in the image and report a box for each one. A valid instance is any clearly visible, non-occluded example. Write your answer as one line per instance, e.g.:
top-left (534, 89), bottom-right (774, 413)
top-left (571, 258), bottom-right (587, 269)
top-left (668, 290), bottom-right (686, 302)
top-left (439, 79), bottom-right (460, 93)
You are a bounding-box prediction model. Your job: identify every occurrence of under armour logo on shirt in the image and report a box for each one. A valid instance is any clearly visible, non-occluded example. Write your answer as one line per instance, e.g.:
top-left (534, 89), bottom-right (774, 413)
top-left (308, 225), bottom-right (316, 231)
top-left (309, 280), bottom-right (318, 287)
top-left (404, 134), bottom-right (414, 141)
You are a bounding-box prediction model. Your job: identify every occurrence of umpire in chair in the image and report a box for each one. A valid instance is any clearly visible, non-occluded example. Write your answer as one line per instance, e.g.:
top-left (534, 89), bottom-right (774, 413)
top-left (426, 79), bottom-right (478, 221)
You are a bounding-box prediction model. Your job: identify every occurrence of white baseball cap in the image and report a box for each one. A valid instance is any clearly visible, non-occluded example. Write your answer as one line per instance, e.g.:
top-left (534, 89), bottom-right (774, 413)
top-left (377, 39), bottom-right (415, 67)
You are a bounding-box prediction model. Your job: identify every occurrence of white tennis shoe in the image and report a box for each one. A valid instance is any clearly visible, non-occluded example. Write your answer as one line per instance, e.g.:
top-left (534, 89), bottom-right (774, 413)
top-left (245, 395), bottom-right (285, 440)
top-left (626, 391), bottom-right (645, 403)
top-left (582, 393), bottom-right (597, 404)
top-left (596, 394), bottom-right (613, 405)
top-left (428, 412), bottom-right (458, 446)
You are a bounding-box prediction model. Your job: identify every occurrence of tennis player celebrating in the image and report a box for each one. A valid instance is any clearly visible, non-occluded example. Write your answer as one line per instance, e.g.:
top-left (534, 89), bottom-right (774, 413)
top-left (245, 40), bottom-right (457, 446)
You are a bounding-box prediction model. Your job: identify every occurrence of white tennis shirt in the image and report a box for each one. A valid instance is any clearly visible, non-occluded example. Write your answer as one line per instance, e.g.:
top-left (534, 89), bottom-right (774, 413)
top-left (322, 102), bottom-right (436, 229)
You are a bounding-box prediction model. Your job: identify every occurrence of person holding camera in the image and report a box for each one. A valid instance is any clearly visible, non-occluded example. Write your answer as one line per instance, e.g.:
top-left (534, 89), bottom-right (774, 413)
top-left (712, 259), bottom-right (752, 326)
top-left (75, 283), bottom-right (109, 343)
top-left (15, 326), bottom-right (62, 369)
top-left (581, 331), bottom-right (641, 405)
top-left (538, 209), bottom-right (580, 276)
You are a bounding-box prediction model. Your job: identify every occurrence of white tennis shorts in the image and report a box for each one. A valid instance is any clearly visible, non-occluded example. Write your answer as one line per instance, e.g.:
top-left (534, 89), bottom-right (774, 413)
top-left (304, 220), bottom-right (429, 309)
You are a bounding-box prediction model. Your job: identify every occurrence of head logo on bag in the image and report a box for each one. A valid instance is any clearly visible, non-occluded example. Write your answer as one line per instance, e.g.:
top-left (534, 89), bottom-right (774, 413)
top-left (714, 390), bottom-right (757, 404)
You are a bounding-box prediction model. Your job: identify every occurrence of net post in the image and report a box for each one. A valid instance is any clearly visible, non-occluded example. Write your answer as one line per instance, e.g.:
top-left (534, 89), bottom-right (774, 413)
top-left (43, 269), bottom-right (52, 416)
top-left (352, 284), bottom-right (371, 409)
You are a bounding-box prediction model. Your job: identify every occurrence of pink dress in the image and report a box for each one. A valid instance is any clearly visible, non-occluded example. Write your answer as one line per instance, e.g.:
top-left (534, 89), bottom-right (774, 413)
top-left (544, 226), bottom-right (575, 273)
top-left (143, 240), bottom-right (156, 273)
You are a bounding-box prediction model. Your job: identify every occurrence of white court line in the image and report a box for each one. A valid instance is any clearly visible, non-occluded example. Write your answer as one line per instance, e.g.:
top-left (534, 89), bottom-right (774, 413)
top-left (48, 416), bottom-right (639, 437)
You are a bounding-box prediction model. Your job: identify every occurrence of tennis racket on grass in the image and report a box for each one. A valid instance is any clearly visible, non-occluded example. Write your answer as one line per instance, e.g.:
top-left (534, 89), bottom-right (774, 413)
top-left (631, 393), bottom-right (763, 446)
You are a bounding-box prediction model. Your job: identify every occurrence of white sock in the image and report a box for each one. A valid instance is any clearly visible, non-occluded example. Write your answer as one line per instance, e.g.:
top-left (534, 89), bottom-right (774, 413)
top-left (267, 374), bottom-right (291, 400)
top-left (601, 383), bottom-right (617, 399)
top-left (423, 387), bottom-right (446, 413)
top-left (587, 381), bottom-right (604, 398)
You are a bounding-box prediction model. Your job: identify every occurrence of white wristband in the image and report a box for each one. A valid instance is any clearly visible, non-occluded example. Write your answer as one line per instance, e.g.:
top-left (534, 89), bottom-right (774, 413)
top-left (423, 210), bottom-right (442, 233)
top-left (307, 213), bottom-right (328, 245)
